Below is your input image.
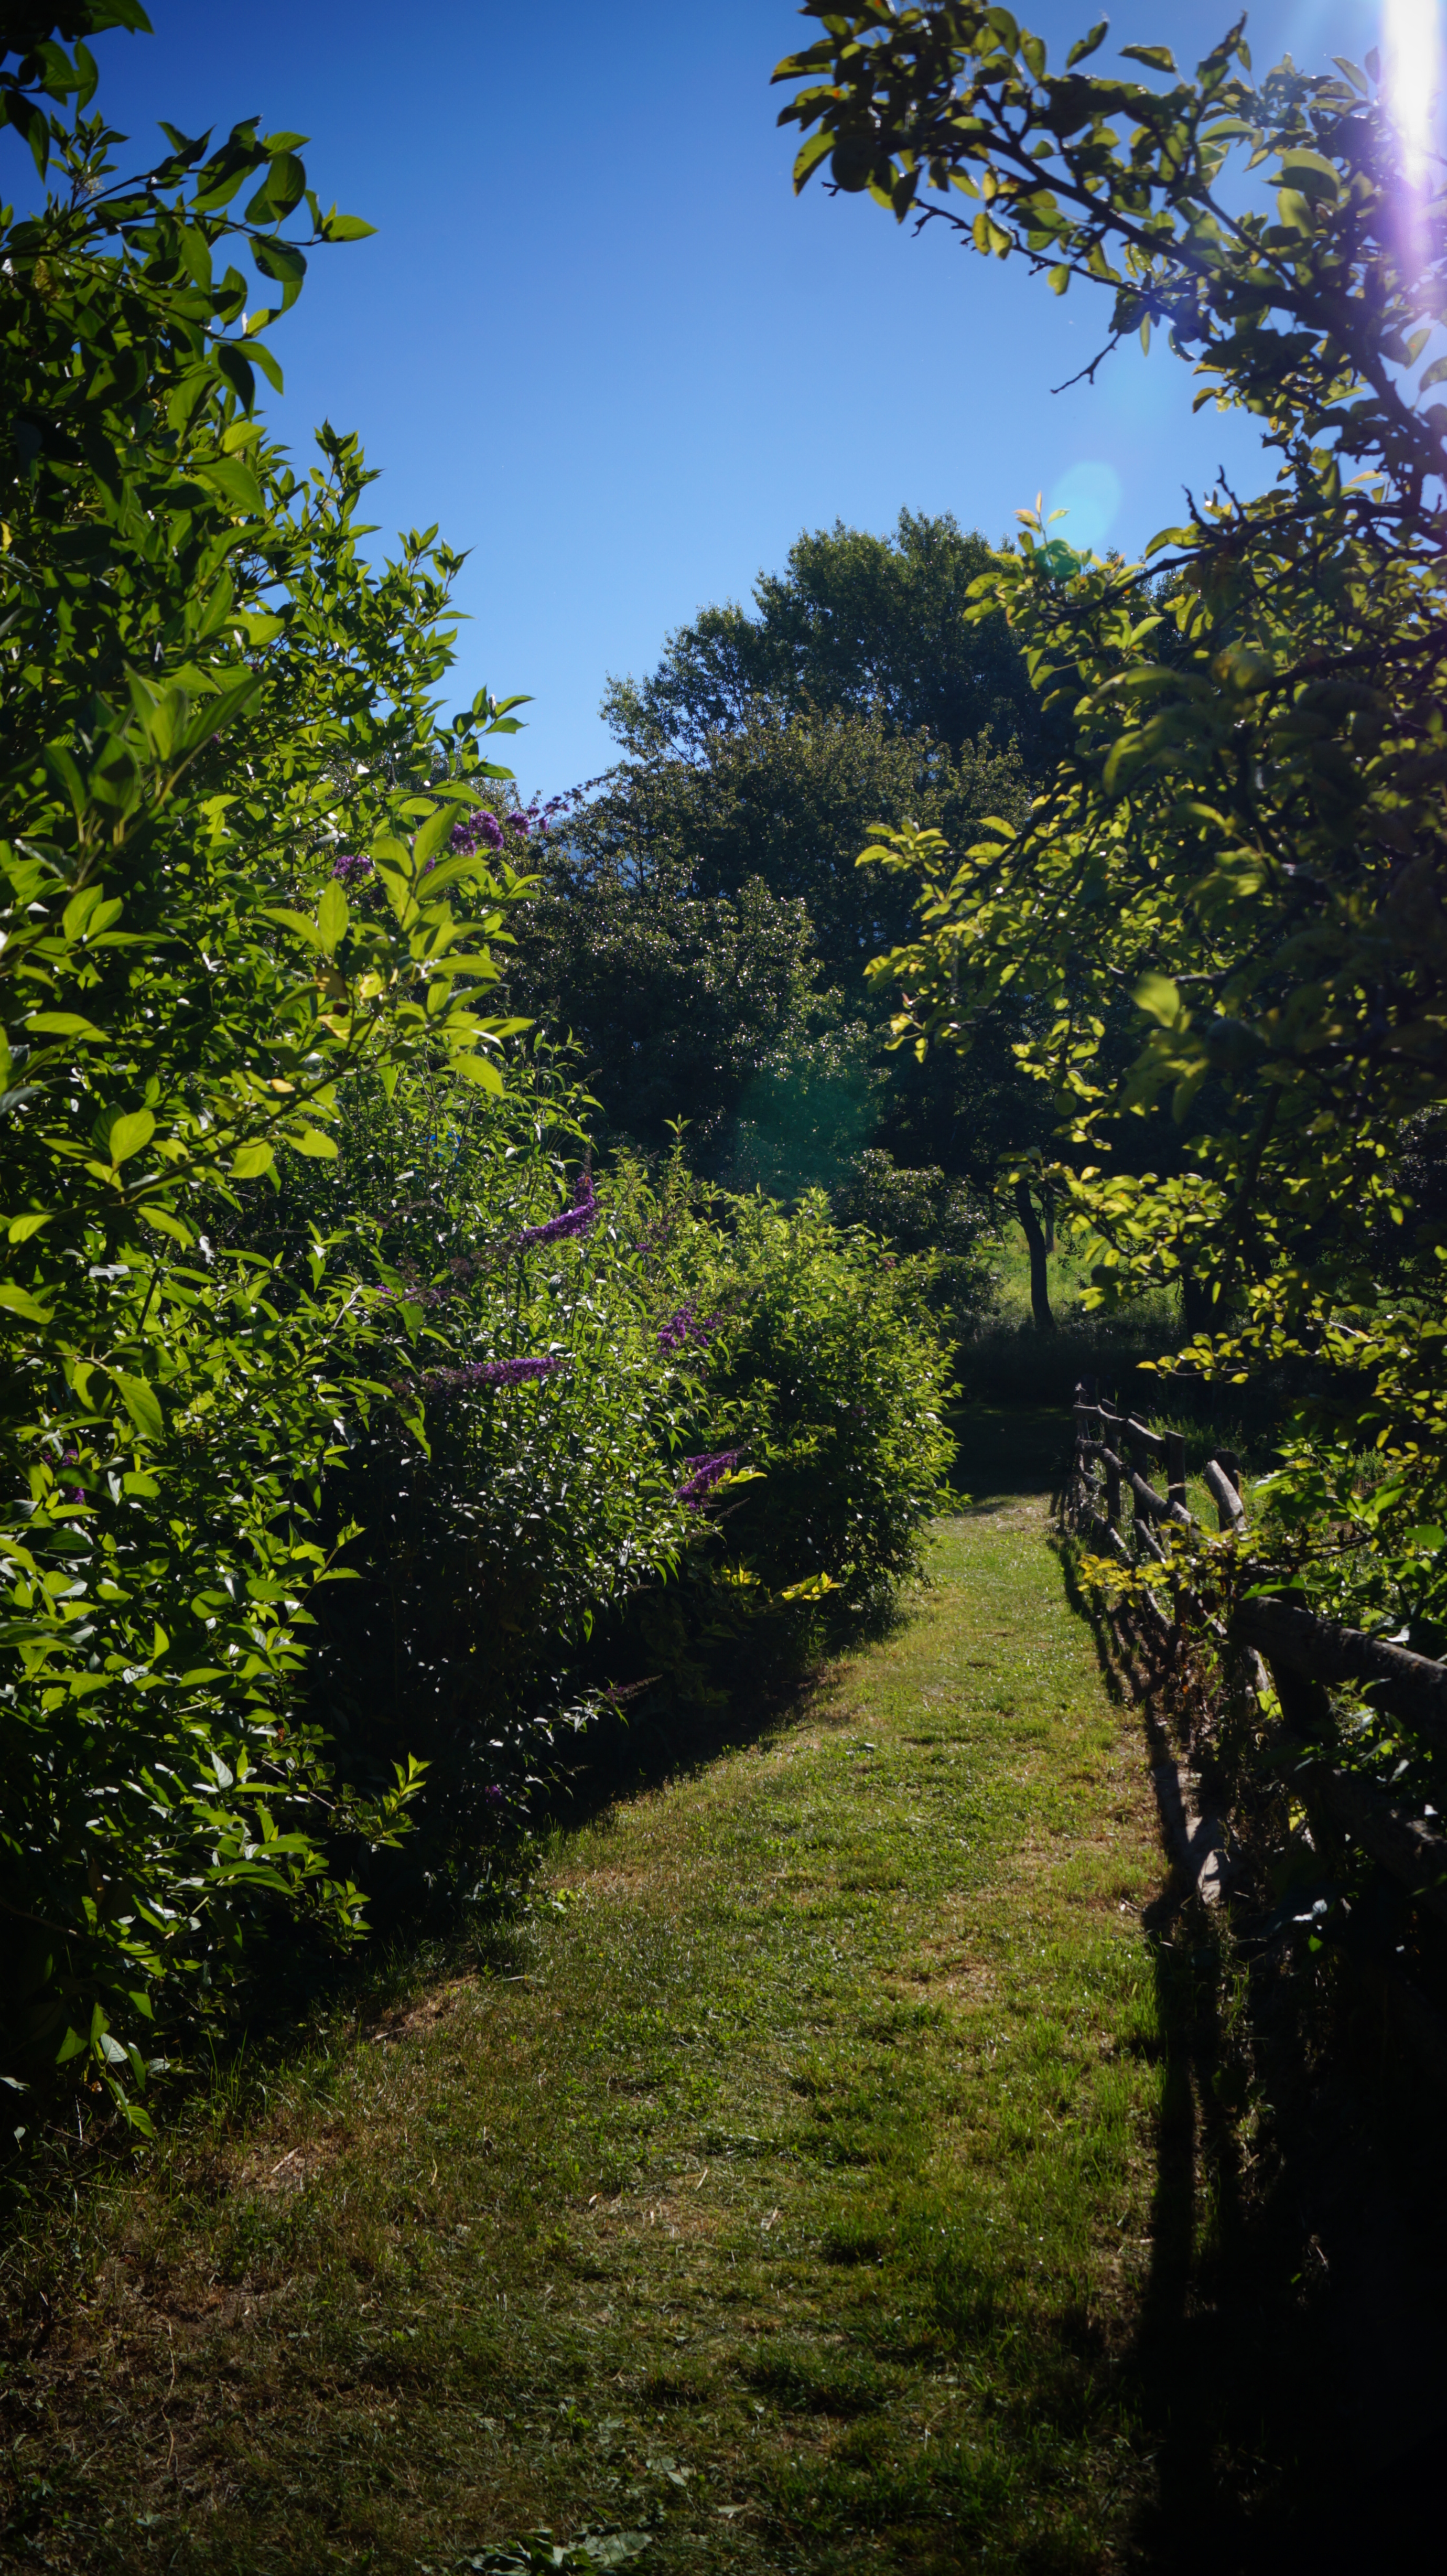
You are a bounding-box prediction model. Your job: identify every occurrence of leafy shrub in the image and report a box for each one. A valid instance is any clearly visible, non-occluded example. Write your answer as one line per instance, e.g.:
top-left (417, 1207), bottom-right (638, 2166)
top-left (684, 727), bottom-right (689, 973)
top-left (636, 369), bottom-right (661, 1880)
top-left (0, 28), bottom-right (530, 2117)
top-left (687, 1190), bottom-right (955, 1612)
top-left (288, 1128), bottom-right (955, 1866)
top-left (829, 1147), bottom-right (998, 1340)
top-left (0, 16), bottom-right (959, 2134)
top-left (289, 1075), bottom-right (706, 1859)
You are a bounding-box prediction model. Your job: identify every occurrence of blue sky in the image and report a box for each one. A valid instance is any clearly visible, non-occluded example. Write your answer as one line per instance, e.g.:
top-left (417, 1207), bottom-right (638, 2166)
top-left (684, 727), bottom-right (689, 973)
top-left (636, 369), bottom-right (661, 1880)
top-left (48, 3), bottom-right (1425, 794)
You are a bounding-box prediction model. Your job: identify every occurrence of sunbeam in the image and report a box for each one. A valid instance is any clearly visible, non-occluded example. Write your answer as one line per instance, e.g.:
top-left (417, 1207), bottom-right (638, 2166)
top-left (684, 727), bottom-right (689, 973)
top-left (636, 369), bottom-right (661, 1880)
top-left (1384, 0), bottom-right (1442, 189)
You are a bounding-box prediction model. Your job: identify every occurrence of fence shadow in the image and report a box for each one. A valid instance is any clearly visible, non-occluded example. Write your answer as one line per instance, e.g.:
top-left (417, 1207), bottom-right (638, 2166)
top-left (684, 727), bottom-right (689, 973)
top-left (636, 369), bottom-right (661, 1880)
top-left (1054, 1517), bottom-right (1447, 2572)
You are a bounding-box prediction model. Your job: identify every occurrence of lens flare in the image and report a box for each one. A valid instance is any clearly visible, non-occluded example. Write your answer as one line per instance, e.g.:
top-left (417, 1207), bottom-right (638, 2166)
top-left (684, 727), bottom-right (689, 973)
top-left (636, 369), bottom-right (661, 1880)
top-left (1384, 0), bottom-right (1441, 190)
top-left (1046, 460), bottom-right (1122, 557)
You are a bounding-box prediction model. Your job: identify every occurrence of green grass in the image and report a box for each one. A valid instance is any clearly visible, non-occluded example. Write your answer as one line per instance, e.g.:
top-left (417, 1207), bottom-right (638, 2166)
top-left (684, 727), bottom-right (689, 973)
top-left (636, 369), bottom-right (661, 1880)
top-left (8, 1467), bottom-right (1351, 2575)
top-left (985, 1224), bottom-right (1098, 1326)
top-left (964, 1233), bottom-right (1287, 1479)
top-left (12, 1458), bottom-right (1430, 2572)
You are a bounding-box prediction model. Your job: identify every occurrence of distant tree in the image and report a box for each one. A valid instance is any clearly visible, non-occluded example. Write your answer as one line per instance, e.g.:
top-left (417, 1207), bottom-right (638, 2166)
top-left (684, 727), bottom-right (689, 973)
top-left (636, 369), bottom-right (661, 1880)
top-left (510, 865), bottom-right (820, 1170)
top-left (513, 700), bottom-right (1041, 1195)
top-left (602, 508), bottom-right (1045, 761)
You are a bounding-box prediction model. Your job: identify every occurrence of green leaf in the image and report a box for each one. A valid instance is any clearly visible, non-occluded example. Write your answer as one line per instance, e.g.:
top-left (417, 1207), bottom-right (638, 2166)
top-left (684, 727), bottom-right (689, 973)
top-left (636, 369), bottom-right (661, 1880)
top-left (136, 1204), bottom-right (193, 1244)
top-left (244, 150), bottom-right (307, 221)
top-left (232, 1141), bottom-right (276, 1180)
top-left (411, 801), bottom-right (457, 874)
top-left (0, 1283), bottom-right (53, 1324)
top-left (115, 1373), bottom-right (164, 1441)
top-left (1119, 44), bottom-right (1176, 72)
top-left (283, 1126), bottom-right (339, 1158)
top-left (407, 850), bottom-right (496, 902)
top-left (250, 234), bottom-right (307, 303)
top-left (1065, 20), bottom-right (1107, 68)
top-left (25, 1013), bottom-right (109, 1042)
top-left (214, 341), bottom-right (256, 410)
top-left (1132, 973), bottom-right (1183, 1027)
top-left (246, 337), bottom-right (285, 396)
top-left (1276, 148), bottom-right (1340, 190)
top-left (261, 905), bottom-right (323, 949)
top-left (792, 130), bottom-right (834, 190)
top-left (109, 1109), bottom-right (156, 1166)
top-left (194, 457), bottom-right (264, 516)
top-left (449, 1054), bottom-right (505, 1092)
top-left (317, 877), bottom-right (349, 956)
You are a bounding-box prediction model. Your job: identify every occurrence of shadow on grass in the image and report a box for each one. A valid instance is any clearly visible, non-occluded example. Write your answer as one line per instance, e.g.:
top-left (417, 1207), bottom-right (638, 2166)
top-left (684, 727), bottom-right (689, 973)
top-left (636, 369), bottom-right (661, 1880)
top-left (949, 1402), bottom-right (1073, 1506)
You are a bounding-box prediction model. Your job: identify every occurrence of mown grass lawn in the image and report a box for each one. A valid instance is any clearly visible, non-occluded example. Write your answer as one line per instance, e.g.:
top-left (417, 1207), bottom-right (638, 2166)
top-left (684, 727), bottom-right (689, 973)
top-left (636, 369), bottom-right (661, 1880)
top-left (3, 1469), bottom-right (1181, 2574)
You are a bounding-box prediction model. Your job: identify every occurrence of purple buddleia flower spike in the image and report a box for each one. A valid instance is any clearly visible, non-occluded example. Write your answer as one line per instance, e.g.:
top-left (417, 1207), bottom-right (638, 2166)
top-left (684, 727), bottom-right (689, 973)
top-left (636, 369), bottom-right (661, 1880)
top-left (657, 1301), bottom-right (695, 1355)
top-left (331, 851), bottom-right (373, 884)
top-left (676, 1449), bottom-right (742, 1507)
top-left (422, 1353), bottom-right (571, 1400)
top-left (657, 1303), bottom-right (722, 1356)
top-left (450, 809), bottom-right (507, 855)
top-left (515, 1169), bottom-right (598, 1253)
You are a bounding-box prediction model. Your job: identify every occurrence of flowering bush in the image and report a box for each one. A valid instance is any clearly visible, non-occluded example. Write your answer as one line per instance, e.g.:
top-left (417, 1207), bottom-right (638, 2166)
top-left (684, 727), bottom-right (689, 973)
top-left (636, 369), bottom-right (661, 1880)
top-left (266, 1109), bottom-right (953, 1879)
top-left (276, 1076), bottom-right (709, 1863)
top-left (0, 22), bottom-right (533, 2117)
top-left (0, 18), bottom-right (958, 2127)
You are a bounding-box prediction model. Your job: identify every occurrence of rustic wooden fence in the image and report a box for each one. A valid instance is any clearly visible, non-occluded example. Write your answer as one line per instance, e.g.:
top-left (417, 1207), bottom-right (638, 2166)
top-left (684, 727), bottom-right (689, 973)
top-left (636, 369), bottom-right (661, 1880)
top-left (1063, 1385), bottom-right (1447, 2081)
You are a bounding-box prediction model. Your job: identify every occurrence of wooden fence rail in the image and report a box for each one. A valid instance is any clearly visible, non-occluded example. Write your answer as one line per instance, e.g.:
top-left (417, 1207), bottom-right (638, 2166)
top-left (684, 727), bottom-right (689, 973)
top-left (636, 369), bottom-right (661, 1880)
top-left (1063, 1386), bottom-right (1447, 1946)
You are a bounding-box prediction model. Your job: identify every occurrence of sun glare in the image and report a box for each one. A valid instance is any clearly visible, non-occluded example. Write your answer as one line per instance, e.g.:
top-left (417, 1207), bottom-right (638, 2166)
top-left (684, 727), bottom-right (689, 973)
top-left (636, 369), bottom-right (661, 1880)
top-left (1384, 0), bottom-right (1442, 189)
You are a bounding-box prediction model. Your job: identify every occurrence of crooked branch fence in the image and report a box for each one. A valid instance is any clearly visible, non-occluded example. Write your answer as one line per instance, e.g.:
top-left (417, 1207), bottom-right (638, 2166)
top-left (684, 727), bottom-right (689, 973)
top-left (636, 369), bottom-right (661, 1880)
top-left (1063, 1388), bottom-right (1447, 2077)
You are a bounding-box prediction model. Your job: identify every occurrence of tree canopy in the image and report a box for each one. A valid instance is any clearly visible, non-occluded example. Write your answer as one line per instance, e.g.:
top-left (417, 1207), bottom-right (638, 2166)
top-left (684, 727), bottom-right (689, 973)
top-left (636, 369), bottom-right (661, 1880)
top-left (602, 508), bottom-right (1042, 759)
top-left (775, 4), bottom-right (1447, 1618)
top-left (513, 671), bottom-right (1040, 1200)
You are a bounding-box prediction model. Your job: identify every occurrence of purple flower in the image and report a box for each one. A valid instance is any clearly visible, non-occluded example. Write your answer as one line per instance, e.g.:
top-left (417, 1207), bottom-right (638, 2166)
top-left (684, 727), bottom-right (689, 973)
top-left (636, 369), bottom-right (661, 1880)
top-left (422, 1353), bottom-right (571, 1400)
top-left (676, 1448), bottom-right (742, 1508)
top-left (331, 852), bottom-right (373, 885)
top-left (449, 810), bottom-right (507, 855)
top-left (483, 1783), bottom-right (504, 1806)
top-left (515, 1171), bottom-right (598, 1254)
top-left (657, 1302), bottom-right (721, 1356)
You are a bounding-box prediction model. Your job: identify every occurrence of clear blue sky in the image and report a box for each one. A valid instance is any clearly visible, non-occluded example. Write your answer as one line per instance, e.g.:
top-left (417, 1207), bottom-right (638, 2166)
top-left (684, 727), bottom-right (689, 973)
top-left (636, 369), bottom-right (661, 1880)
top-left (52, 3), bottom-right (1420, 795)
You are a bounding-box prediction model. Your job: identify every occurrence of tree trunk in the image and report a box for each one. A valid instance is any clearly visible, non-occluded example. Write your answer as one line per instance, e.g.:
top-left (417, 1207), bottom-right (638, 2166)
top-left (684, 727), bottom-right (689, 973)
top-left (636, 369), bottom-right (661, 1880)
top-left (1014, 1179), bottom-right (1056, 1332)
top-left (1180, 1267), bottom-right (1214, 1337)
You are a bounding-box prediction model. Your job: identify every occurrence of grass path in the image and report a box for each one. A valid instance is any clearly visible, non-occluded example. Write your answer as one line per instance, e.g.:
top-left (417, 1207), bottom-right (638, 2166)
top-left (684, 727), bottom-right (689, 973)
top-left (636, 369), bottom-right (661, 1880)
top-left (3, 1485), bottom-right (1180, 2574)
